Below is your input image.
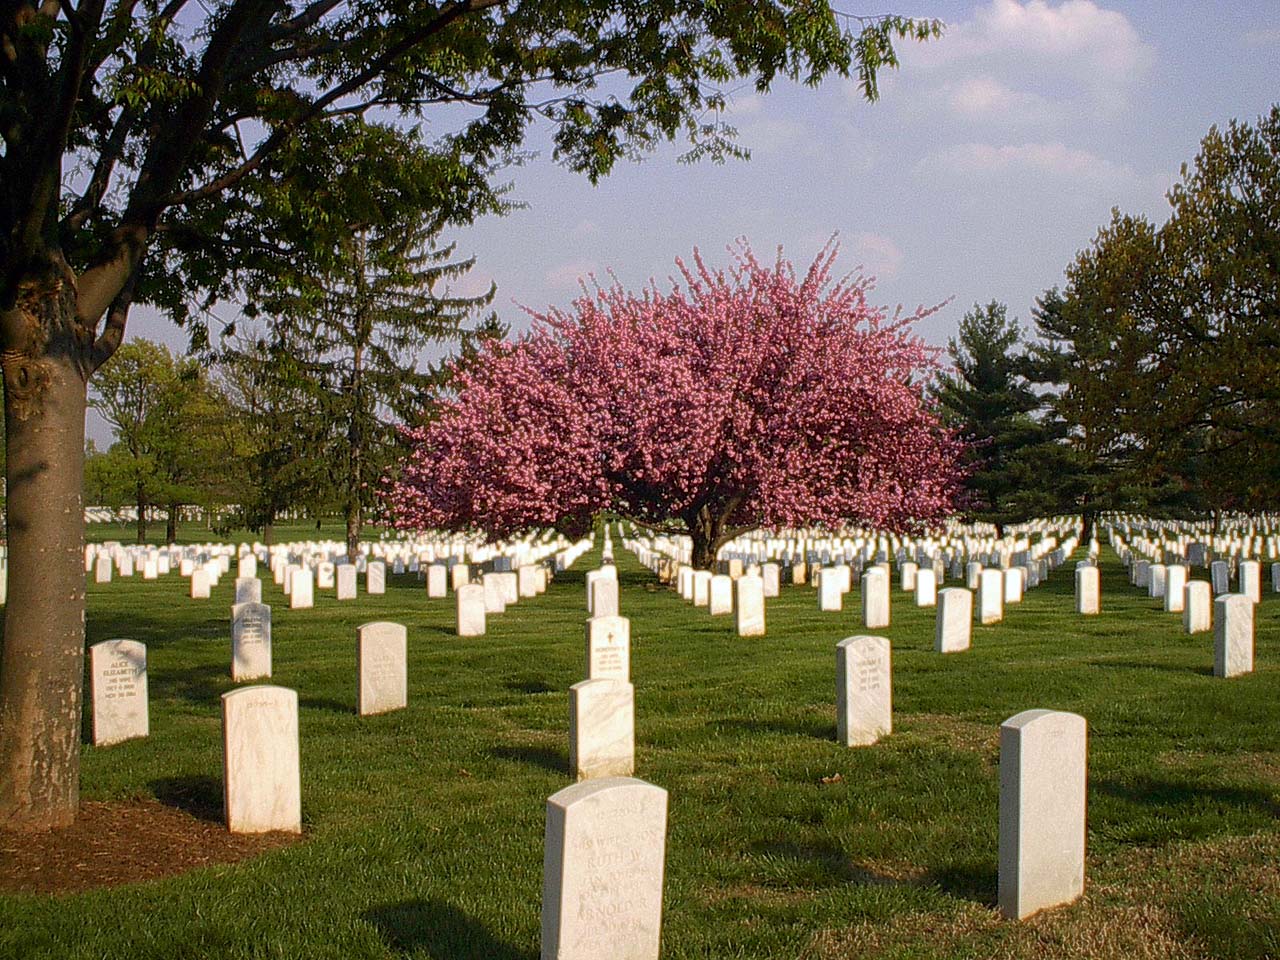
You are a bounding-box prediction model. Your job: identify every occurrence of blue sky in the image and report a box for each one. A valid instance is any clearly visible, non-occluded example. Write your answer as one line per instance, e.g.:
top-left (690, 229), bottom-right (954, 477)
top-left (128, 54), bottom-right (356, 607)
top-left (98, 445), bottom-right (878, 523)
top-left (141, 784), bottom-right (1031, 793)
top-left (110, 0), bottom-right (1278, 442)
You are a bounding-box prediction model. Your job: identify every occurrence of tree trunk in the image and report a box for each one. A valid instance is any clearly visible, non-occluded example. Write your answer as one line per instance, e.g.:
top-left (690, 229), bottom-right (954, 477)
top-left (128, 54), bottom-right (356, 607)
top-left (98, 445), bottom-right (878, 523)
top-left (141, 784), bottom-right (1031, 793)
top-left (263, 519), bottom-right (275, 546)
top-left (0, 339), bottom-right (89, 830)
top-left (687, 504), bottom-right (727, 570)
top-left (346, 498), bottom-right (360, 566)
top-left (135, 484), bottom-right (147, 544)
top-left (166, 502), bottom-right (178, 543)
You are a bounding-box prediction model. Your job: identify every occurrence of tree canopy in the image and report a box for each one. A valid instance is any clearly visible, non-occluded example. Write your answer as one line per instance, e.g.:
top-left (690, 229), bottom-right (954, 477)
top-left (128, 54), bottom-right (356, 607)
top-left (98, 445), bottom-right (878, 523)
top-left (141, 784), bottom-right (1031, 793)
top-left (386, 242), bottom-right (964, 567)
top-left (1056, 104), bottom-right (1280, 517)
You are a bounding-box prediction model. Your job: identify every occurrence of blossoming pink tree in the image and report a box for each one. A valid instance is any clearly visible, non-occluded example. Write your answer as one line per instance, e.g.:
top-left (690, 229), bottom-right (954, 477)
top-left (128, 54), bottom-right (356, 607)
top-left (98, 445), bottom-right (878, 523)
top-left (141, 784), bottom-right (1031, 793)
top-left (386, 242), bottom-right (965, 568)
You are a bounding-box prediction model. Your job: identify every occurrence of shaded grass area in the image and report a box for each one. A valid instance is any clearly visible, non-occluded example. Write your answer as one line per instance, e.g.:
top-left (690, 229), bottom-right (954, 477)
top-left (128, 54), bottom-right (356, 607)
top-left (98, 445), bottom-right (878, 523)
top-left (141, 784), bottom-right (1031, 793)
top-left (2, 540), bottom-right (1278, 958)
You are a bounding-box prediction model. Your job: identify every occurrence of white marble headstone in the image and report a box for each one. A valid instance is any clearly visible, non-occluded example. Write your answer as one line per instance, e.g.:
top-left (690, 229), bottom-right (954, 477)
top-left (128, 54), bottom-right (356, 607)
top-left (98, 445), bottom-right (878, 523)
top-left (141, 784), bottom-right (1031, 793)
top-left (570, 678), bottom-right (634, 780)
top-left (541, 777), bottom-right (667, 960)
top-left (90, 639), bottom-right (148, 746)
top-left (427, 564), bottom-right (448, 598)
top-left (735, 574), bottom-right (765, 637)
top-left (221, 685), bottom-right (301, 834)
top-left (586, 615), bottom-right (630, 682)
top-left (1214, 594), bottom-right (1254, 678)
top-left (935, 588), bottom-right (973, 652)
top-left (456, 583), bottom-right (486, 636)
top-left (861, 568), bottom-right (890, 629)
top-left (998, 709), bottom-right (1087, 920)
top-left (708, 574), bottom-right (733, 615)
top-left (232, 601), bottom-right (272, 681)
top-left (357, 621), bottom-right (408, 716)
top-left (836, 635), bottom-right (891, 747)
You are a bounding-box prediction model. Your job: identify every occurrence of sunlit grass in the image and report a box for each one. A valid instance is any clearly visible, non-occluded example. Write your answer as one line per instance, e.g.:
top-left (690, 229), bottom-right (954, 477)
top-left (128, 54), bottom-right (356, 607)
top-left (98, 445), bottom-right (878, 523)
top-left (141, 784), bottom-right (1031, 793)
top-left (2, 532), bottom-right (1277, 959)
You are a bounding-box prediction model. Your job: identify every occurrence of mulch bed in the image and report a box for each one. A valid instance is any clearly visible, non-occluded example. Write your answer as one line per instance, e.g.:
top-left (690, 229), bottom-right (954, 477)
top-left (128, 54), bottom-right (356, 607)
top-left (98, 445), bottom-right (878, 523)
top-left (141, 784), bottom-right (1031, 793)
top-left (0, 799), bottom-right (299, 896)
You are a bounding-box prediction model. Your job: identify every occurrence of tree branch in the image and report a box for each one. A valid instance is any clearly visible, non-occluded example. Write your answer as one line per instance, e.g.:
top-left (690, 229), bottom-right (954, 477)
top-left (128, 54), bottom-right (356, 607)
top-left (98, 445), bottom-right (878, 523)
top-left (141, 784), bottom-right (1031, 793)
top-left (167, 0), bottom-right (509, 206)
top-left (90, 261), bottom-right (137, 372)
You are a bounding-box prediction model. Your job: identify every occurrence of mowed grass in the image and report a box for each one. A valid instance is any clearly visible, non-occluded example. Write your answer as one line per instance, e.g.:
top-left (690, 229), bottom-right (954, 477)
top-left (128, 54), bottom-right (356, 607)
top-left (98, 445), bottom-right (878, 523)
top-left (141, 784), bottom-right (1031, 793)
top-left (2, 533), bottom-right (1278, 959)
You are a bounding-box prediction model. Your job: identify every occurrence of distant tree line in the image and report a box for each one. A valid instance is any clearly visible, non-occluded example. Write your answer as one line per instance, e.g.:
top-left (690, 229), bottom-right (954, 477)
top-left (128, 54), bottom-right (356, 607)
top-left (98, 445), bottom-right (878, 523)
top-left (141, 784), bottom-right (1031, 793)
top-left (937, 104), bottom-right (1279, 538)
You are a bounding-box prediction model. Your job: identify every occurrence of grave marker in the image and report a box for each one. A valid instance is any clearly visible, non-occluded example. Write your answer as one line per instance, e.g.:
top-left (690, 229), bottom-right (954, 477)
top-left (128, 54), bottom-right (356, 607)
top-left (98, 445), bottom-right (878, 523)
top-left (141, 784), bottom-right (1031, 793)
top-left (541, 777), bottom-right (667, 960)
top-left (998, 709), bottom-right (1087, 920)
top-left (456, 583), bottom-right (486, 636)
top-left (90, 639), bottom-right (148, 746)
top-left (586, 615), bottom-right (630, 682)
top-left (570, 679), bottom-right (635, 780)
top-left (1075, 566), bottom-right (1100, 615)
top-left (1214, 595), bottom-right (1254, 678)
top-left (232, 601), bottom-right (272, 681)
top-left (735, 574), bottom-right (766, 637)
top-left (221, 685), bottom-right (301, 834)
top-left (357, 621), bottom-right (408, 716)
top-left (836, 635), bottom-right (891, 747)
top-left (935, 588), bottom-right (973, 653)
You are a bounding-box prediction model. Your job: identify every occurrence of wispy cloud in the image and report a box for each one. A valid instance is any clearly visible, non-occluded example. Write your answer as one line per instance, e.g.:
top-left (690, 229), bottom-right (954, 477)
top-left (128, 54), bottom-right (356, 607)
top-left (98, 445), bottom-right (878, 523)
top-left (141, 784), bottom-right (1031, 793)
top-left (848, 232), bottom-right (904, 279)
top-left (544, 259), bottom-right (598, 291)
top-left (915, 140), bottom-right (1138, 187)
top-left (1242, 26), bottom-right (1280, 46)
top-left (899, 0), bottom-right (1155, 119)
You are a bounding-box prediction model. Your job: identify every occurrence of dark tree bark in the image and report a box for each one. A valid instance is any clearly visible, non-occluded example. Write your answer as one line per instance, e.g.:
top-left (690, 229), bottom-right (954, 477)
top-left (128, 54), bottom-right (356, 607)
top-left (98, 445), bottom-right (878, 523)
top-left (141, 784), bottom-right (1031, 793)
top-left (135, 484), bottom-right (147, 544)
top-left (166, 502), bottom-right (178, 543)
top-left (684, 500), bottom-right (754, 570)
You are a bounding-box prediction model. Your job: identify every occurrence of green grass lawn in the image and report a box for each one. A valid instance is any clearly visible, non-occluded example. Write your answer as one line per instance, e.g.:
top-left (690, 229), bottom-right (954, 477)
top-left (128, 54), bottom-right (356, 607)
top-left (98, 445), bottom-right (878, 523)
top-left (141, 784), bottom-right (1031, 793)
top-left (2, 537), bottom-right (1278, 959)
top-left (83, 519), bottom-right (383, 547)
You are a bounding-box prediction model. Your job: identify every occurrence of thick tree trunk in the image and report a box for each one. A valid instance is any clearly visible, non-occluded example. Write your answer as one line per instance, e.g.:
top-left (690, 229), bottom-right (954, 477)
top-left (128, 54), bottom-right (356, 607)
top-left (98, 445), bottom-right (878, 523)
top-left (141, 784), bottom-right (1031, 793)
top-left (263, 520), bottom-right (275, 546)
top-left (166, 502), bottom-right (178, 543)
top-left (687, 504), bottom-right (727, 571)
top-left (0, 342), bottom-right (89, 830)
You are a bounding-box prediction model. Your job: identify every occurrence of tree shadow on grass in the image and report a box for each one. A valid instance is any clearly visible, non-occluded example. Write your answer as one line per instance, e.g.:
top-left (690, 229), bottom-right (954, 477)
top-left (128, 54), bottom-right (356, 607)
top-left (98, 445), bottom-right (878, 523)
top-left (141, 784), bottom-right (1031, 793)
top-left (151, 661), bottom-right (234, 704)
top-left (150, 774), bottom-right (223, 823)
top-left (1085, 659), bottom-right (1213, 676)
top-left (505, 677), bottom-right (556, 695)
top-left (1094, 776), bottom-right (1280, 820)
top-left (490, 744), bottom-right (569, 776)
top-left (751, 840), bottom-right (998, 906)
top-left (299, 696), bottom-right (351, 714)
top-left (923, 859), bottom-right (998, 907)
top-left (364, 899), bottom-right (534, 960)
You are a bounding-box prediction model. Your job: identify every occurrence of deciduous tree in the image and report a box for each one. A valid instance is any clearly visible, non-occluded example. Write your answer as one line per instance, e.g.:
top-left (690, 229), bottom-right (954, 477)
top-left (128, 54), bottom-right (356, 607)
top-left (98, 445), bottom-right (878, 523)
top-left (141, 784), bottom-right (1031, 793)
top-left (387, 243), bottom-right (964, 567)
top-left (0, 0), bottom-right (940, 829)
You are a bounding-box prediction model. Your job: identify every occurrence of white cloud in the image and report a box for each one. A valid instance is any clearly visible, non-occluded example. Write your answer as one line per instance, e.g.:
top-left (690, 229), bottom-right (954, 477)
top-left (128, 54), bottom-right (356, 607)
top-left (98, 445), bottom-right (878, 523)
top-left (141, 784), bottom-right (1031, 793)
top-left (544, 259), bottom-right (598, 291)
top-left (1242, 26), bottom-right (1280, 46)
top-left (945, 75), bottom-right (1057, 123)
top-left (899, 0), bottom-right (1154, 117)
top-left (916, 140), bottom-right (1137, 185)
top-left (847, 232), bottom-right (904, 279)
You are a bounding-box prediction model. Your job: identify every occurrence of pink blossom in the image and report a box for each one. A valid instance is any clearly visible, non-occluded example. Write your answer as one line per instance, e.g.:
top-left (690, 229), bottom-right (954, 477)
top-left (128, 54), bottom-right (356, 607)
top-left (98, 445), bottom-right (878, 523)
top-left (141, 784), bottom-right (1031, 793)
top-left (385, 241), bottom-right (965, 566)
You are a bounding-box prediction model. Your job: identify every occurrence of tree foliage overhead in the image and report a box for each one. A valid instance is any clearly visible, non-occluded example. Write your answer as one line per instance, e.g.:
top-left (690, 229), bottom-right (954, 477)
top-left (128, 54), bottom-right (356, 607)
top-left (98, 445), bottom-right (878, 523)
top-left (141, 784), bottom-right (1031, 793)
top-left (1056, 104), bottom-right (1280, 516)
top-left (3, 0), bottom-right (942, 347)
top-left (386, 242), bottom-right (964, 568)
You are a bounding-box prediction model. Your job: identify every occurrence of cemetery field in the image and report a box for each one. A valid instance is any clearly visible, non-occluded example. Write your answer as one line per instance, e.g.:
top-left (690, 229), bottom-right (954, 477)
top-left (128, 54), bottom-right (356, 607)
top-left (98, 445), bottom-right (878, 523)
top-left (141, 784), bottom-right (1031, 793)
top-left (2, 545), bottom-right (1278, 959)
